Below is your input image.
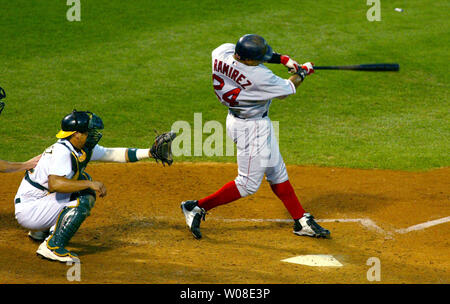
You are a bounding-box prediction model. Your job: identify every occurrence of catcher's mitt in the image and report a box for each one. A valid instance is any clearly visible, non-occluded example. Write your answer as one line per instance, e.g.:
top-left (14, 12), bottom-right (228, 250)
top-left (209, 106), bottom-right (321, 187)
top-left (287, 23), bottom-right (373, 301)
top-left (150, 130), bottom-right (176, 166)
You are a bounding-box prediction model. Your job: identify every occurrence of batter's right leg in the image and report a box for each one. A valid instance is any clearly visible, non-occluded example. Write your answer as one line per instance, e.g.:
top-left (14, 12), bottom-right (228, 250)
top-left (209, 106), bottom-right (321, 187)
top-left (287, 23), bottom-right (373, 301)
top-left (181, 180), bottom-right (242, 239)
top-left (181, 179), bottom-right (242, 239)
top-left (181, 115), bottom-right (267, 239)
top-left (181, 200), bottom-right (206, 239)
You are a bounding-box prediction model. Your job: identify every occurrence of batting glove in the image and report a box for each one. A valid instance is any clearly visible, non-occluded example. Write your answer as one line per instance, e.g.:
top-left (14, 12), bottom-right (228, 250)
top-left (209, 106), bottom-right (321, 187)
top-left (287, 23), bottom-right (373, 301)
top-left (281, 55), bottom-right (300, 73)
top-left (301, 62), bottom-right (315, 75)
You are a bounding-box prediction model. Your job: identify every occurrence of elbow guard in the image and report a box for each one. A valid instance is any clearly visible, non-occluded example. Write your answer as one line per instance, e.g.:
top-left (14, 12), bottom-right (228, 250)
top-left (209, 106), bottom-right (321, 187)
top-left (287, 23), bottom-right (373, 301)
top-left (267, 52), bottom-right (282, 64)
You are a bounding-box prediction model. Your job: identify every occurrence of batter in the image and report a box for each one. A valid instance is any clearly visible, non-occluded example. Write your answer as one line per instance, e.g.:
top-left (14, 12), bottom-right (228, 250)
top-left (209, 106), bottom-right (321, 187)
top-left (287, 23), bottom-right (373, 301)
top-left (182, 34), bottom-right (330, 239)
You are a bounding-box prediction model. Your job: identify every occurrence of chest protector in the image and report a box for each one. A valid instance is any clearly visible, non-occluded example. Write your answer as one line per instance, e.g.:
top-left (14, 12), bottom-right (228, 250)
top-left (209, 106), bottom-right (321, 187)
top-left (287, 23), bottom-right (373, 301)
top-left (57, 141), bottom-right (94, 181)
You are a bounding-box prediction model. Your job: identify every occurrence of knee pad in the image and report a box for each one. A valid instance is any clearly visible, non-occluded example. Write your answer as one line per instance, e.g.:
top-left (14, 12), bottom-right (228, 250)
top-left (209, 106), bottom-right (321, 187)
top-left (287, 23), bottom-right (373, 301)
top-left (70, 171), bottom-right (97, 202)
top-left (77, 194), bottom-right (96, 215)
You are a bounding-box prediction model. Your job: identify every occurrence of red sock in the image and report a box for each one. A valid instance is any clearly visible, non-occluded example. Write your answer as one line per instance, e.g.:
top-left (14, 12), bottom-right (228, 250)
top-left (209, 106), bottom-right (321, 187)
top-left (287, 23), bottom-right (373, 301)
top-left (270, 180), bottom-right (305, 220)
top-left (198, 180), bottom-right (242, 211)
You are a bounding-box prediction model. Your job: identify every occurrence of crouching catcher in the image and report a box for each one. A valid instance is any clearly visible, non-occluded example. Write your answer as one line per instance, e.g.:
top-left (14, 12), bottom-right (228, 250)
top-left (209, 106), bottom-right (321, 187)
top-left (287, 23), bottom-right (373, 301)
top-left (14, 110), bottom-right (175, 262)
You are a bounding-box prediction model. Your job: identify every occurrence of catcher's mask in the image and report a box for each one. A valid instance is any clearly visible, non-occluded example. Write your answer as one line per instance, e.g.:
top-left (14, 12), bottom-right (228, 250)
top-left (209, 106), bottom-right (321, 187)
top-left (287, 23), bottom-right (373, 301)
top-left (0, 87), bottom-right (6, 115)
top-left (56, 109), bottom-right (104, 149)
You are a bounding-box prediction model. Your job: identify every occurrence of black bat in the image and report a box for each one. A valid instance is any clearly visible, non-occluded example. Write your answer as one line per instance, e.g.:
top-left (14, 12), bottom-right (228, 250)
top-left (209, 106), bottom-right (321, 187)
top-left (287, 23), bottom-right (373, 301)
top-left (314, 63), bottom-right (399, 72)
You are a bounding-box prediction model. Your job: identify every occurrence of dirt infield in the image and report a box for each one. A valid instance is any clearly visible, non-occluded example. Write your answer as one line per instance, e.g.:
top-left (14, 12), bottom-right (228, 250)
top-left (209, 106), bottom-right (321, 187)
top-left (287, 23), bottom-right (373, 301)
top-left (0, 163), bottom-right (449, 284)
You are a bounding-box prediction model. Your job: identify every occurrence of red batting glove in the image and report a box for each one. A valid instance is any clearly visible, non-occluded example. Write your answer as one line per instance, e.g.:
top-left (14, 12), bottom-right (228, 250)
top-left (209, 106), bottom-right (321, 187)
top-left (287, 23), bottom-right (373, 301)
top-left (301, 62), bottom-right (314, 75)
top-left (280, 55), bottom-right (300, 73)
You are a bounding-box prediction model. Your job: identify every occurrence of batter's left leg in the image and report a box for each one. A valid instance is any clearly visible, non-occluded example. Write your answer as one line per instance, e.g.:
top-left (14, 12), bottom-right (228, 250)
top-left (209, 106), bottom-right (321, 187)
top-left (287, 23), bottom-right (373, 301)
top-left (270, 180), bottom-right (305, 220)
top-left (265, 125), bottom-right (330, 238)
top-left (269, 177), bottom-right (330, 238)
top-left (267, 162), bottom-right (307, 222)
top-left (264, 122), bottom-right (305, 220)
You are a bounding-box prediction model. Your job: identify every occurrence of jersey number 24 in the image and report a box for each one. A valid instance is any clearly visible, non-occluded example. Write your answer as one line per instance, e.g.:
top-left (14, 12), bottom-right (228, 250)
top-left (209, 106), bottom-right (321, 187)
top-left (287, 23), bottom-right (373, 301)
top-left (212, 74), bottom-right (241, 106)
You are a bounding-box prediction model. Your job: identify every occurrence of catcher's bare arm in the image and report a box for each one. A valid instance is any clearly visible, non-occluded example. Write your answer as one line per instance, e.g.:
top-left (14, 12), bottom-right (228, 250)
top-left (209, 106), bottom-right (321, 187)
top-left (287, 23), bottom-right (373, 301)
top-left (48, 175), bottom-right (107, 198)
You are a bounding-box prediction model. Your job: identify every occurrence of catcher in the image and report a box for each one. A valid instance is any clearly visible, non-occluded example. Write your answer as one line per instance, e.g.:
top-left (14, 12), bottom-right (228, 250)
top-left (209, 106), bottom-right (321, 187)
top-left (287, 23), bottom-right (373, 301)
top-left (13, 109), bottom-right (175, 263)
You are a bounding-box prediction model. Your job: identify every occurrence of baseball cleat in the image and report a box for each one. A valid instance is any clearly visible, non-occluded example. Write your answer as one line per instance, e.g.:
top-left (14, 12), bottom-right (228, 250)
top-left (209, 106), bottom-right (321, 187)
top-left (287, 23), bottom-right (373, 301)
top-left (181, 200), bottom-right (206, 239)
top-left (28, 230), bottom-right (50, 242)
top-left (36, 240), bottom-right (80, 263)
top-left (293, 213), bottom-right (331, 238)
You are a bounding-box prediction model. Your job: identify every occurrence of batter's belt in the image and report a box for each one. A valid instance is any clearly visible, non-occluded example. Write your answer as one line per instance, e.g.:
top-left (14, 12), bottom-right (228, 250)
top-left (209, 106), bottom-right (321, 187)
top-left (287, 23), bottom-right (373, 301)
top-left (229, 110), bottom-right (268, 120)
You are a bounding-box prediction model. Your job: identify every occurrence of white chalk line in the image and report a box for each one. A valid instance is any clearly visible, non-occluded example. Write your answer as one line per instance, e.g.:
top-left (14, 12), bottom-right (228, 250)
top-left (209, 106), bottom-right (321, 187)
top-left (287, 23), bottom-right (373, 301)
top-left (395, 216), bottom-right (450, 234)
top-left (210, 217), bottom-right (386, 234)
top-left (154, 214), bottom-right (450, 235)
top-left (207, 216), bottom-right (450, 235)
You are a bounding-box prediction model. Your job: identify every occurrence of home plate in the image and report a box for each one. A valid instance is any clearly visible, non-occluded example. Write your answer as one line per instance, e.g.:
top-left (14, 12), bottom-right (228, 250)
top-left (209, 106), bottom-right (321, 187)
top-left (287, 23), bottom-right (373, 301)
top-left (281, 255), bottom-right (343, 267)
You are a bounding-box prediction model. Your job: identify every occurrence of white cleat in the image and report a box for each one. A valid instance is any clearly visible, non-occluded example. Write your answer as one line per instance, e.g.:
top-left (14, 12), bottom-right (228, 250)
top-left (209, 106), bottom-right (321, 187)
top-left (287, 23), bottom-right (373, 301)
top-left (181, 200), bottom-right (206, 239)
top-left (36, 240), bottom-right (80, 263)
top-left (293, 213), bottom-right (331, 238)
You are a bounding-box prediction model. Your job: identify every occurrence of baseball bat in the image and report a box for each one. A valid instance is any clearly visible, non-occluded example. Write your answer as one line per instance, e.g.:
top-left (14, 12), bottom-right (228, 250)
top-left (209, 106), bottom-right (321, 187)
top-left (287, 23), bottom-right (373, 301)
top-left (314, 63), bottom-right (399, 72)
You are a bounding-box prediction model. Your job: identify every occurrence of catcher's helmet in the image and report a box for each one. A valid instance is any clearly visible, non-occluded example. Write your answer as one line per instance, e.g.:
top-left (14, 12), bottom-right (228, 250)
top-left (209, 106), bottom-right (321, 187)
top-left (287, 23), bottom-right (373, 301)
top-left (56, 110), bottom-right (104, 139)
top-left (235, 34), bottom-right (273, 62)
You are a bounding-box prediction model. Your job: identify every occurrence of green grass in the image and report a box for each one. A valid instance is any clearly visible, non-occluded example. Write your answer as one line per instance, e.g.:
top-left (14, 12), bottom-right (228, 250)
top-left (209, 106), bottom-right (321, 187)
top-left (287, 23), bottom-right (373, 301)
top-left (0, 0), bottom-right (448, 170)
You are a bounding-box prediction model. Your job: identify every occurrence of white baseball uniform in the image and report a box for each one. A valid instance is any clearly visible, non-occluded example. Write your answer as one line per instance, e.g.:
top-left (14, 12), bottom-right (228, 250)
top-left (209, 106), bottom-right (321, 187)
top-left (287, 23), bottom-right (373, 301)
top-left (14, 140), bottom-right (138, 231)
top-left (212, 43), bottom-right (296, 196)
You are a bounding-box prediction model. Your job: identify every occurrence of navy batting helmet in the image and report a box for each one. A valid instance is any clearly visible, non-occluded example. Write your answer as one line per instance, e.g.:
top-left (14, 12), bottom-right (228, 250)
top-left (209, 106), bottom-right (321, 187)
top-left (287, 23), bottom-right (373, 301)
top-left (235, 34), bottom-right (273, 62)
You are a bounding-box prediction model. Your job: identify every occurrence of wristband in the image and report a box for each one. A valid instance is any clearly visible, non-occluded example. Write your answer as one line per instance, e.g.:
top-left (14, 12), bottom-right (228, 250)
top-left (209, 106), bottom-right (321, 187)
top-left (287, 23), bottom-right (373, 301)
top-left (127, 148), bottom-right (138, 162)
top-left (295, 68), bottom-right (307, 81)
top-left (126, 148), bottom-right (151, 162)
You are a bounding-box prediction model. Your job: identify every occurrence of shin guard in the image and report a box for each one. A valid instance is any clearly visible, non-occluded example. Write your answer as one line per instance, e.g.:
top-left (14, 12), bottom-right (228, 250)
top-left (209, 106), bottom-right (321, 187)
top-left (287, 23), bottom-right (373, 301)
top-left (47, 194), bottom-right (96, 251)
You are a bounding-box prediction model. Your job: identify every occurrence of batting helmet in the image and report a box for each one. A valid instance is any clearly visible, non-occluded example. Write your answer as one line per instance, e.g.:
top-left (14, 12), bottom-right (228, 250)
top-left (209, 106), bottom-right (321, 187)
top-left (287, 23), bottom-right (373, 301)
top-left (235, 34), bottom-right (273, 62)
